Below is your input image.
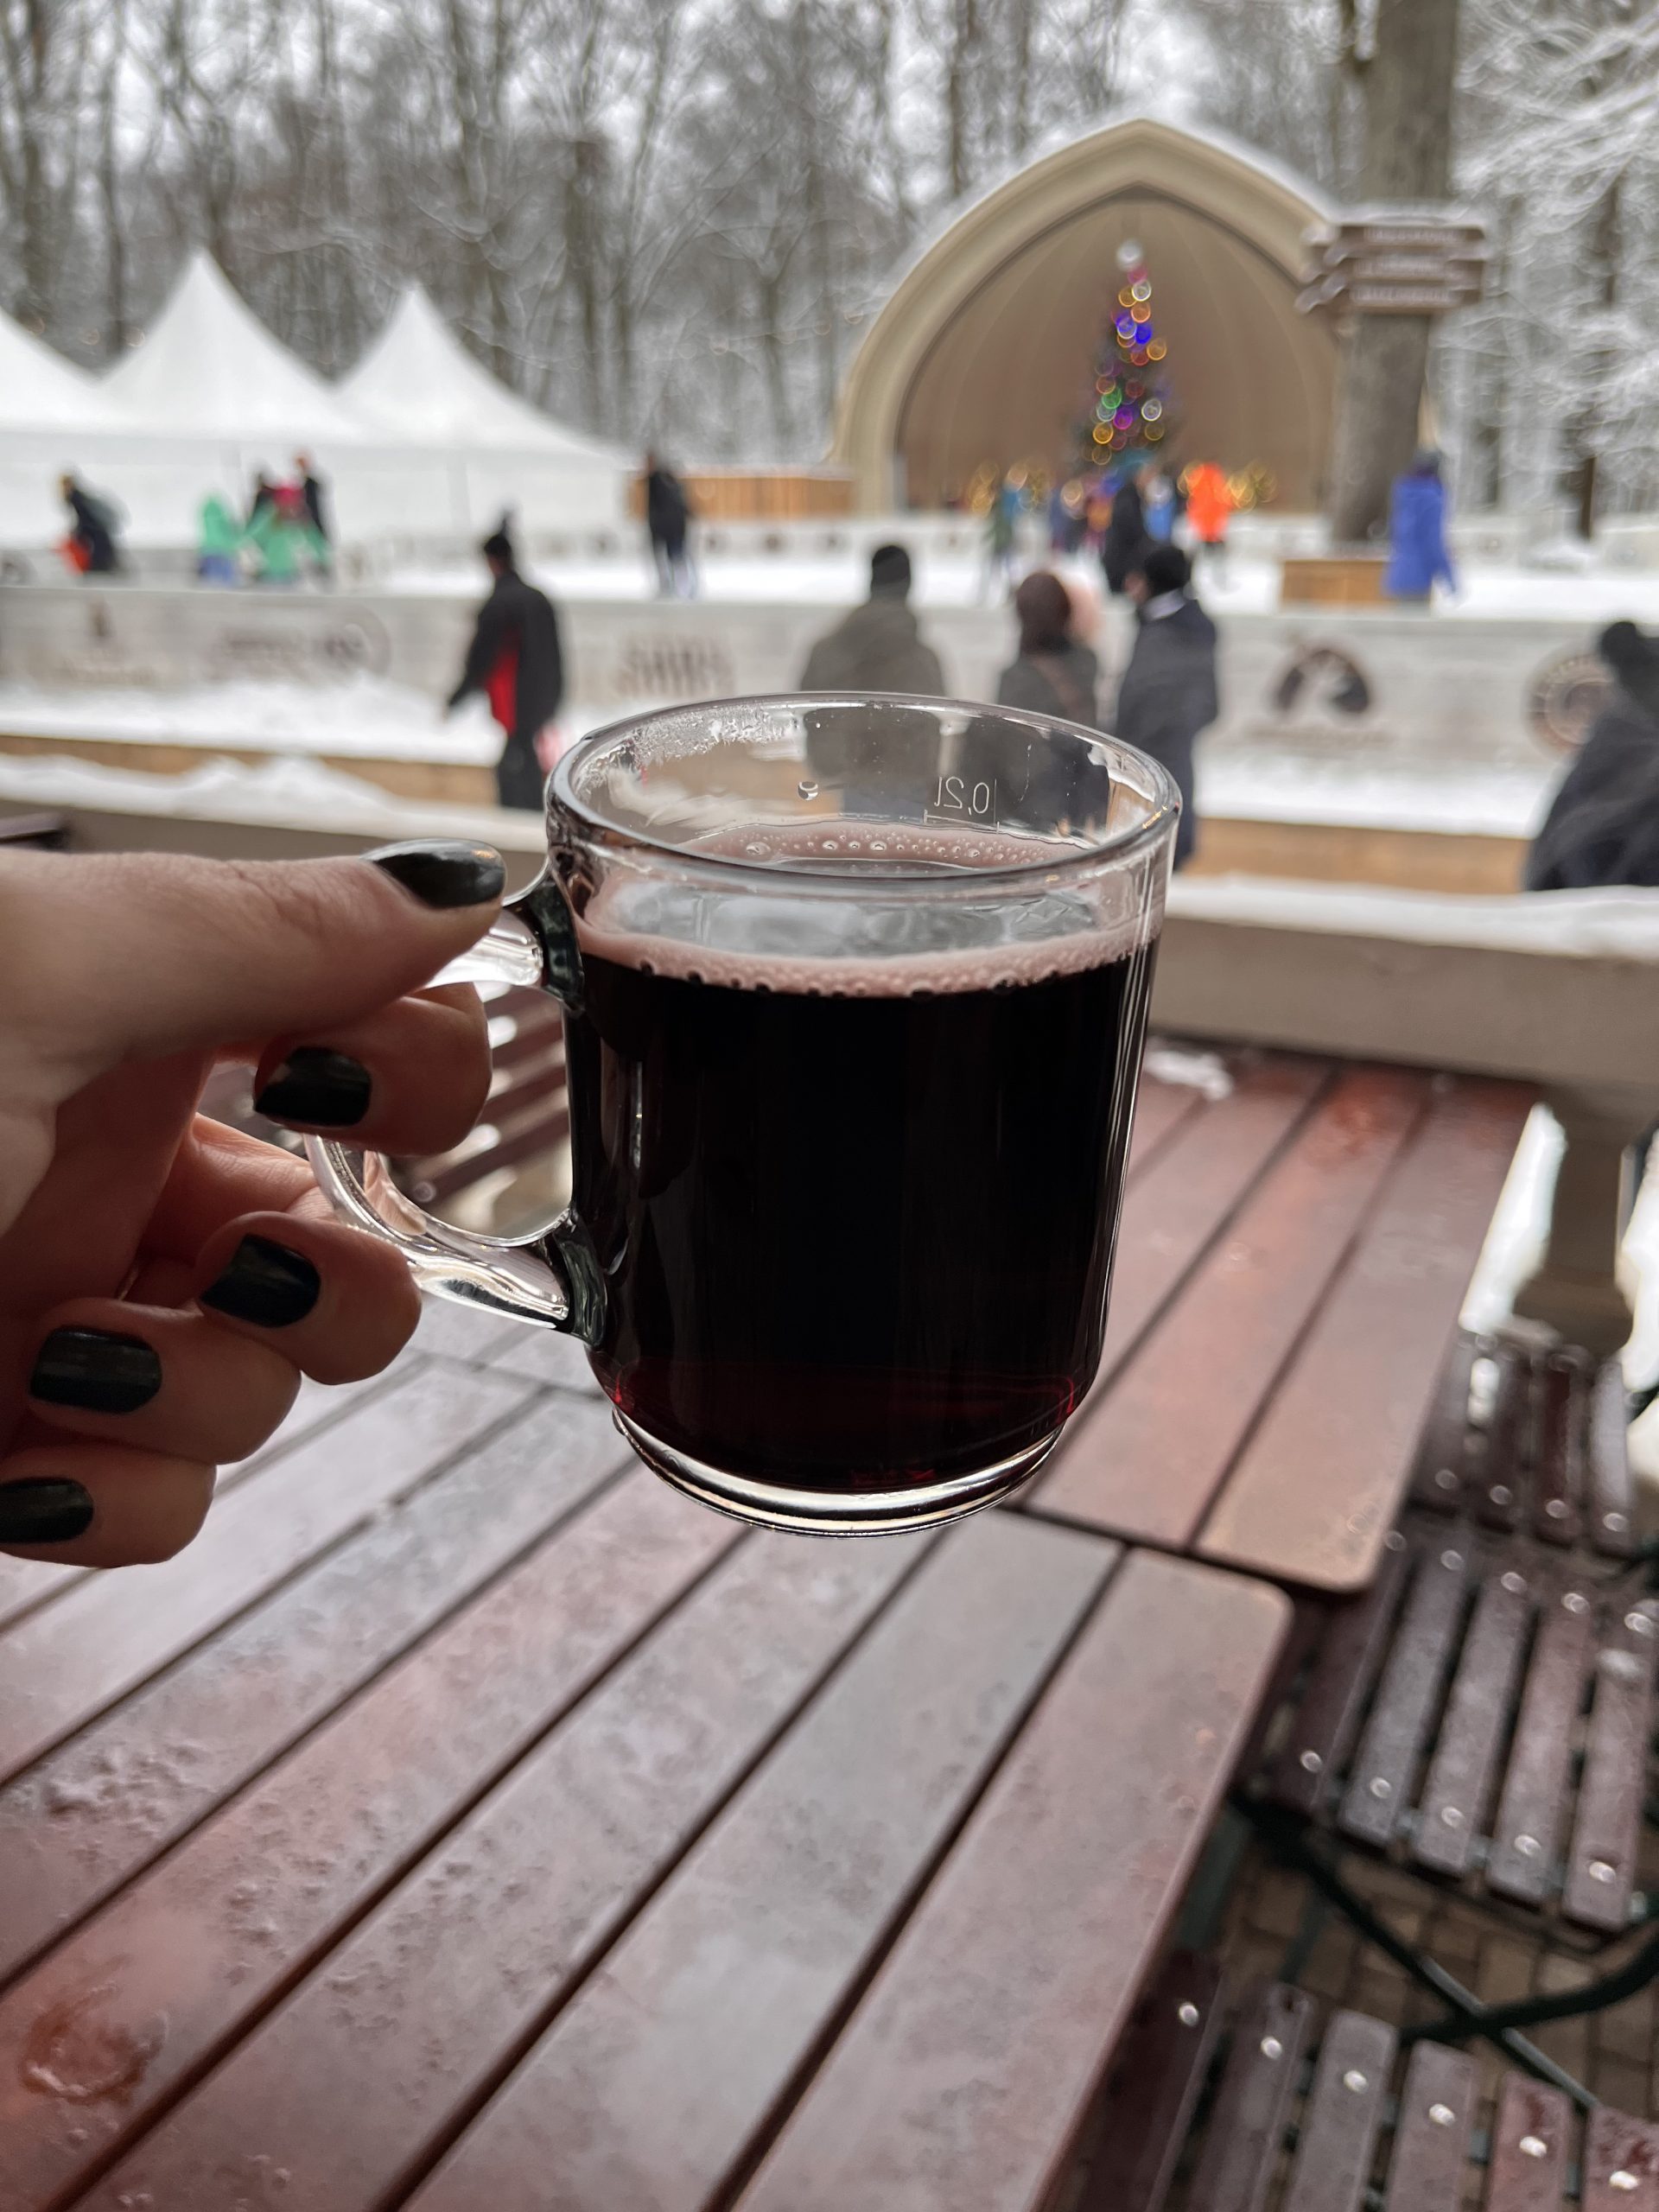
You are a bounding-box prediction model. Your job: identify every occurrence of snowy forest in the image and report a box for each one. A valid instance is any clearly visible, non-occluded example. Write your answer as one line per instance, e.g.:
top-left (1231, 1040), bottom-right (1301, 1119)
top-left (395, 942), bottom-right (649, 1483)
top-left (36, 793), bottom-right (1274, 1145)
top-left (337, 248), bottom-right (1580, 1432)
top-left (2, 0), bottom-right (1656, 522)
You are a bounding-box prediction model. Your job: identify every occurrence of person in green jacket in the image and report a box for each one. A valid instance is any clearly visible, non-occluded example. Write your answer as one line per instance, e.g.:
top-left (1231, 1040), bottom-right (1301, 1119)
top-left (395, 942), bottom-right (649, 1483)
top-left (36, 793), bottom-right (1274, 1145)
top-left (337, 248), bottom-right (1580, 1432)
top-left (246, 485), bottom-right (329, 587)
top-left (197, 493), bottom-right (244, 585)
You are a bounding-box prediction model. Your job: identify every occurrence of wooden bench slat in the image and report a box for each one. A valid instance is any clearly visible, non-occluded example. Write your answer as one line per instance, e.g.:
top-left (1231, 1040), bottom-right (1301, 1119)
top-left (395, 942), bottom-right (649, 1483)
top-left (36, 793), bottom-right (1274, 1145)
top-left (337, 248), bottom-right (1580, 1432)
top-left (0, 1473), bottom-right (740, 2208)
top-left (1486, 1583), bottom-right (1599, 1908)
top-left (1267, 1540), bottom-right (1411, 1818)
top-left (1338, 1542), bottom-right (1469, 1848)
top-left (408, 1516), bottom-right (1122, 2212)
top-left (77, 1526), bottom-right (933, 2212)
top-left (1586, 1358), bottom-right (1638, 1557)
top-left (420, 1101), bottom-right (573, 1201)
top-left (1280, 2011), bottom-right (1395, 2212)
top-left (1561, 1598), bottom-right (1659, 1931)
top-left (1048, 1057), bottom-right (1328, 1453)
top-left (1183, 1980), bottom-right (1313, 2212)
top-left (1531, 1355), bottom-right (1584, 1547)
top-left (0, 1394), bottom-right (628, 1988)
top-left (1380, 2041), bottom-right (1476, 2209)
top-left (705, 1555), bottom-right (1286, 2212)
top-left (1583, 2106), bottom-right (1659, 2210)
top-left (0, 1360), bottom-right (531, 1787)
top-left (1125, 1074), bottom-right (1207, 1173)
top-left (1475, 1349), bottom-right (1530, 1531)
top-left (1076, 1953), bottom-right (1222, 2212)
top-left (1198, 1077), bottom-right (1533, 1591)
top-left (1484, 2073), bottom-right (1572, 2208)
top-left (1036, 1065), bottom-right (1422, 1549)
top-left (1409, 1334), bottom-right (1481, 1513)
top-left (1411, 1567), bottom-right (1535, 1878)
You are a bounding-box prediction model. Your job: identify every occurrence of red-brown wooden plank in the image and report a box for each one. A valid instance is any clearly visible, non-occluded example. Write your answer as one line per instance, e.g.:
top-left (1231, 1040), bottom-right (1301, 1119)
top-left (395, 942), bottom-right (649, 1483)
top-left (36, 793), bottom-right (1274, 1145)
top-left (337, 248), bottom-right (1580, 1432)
top-left (0, 1472), bottom-right (739, 2206)
top-left (1035, 1066), bottom-right (1425, 1548)
top-left (1381, 2041), bottom-right (1476, 2209)
top-left (1561, 1598), bottom-right (1659, 1931)
top-left (1531, 1354), bottom-right (1584, 1546)
top-left (711, 1556), bottom-right (1288, 2212)
top-left (1410, 1333), bottom-right (1481, 1513)
top-left (1199, 1077), bottom-right (1533, 1591)
top-left (1338, 1541), bottom-right (1470, 1848)
top-left (1046, 1057), bottom-right (1327, 1438)
top-left (0, 1392), bottom-right (630, 1987)
top-left (1126, 1073), bottom-right (1206, 1173)
top-left (1586, 1358), bottom-right (1637, 1557)
top-left (1583, 2106), bottom-right (1659, 2210)
top-left (410, 1515), bottom-right (1124, 2212)
top-left (1078, 1954), bottom-right (1223, 2212)
top-left (0, 1357), bottom-right (531, 1785)
top-left (1279, 2012), bottom-right (1395, 2212)
top-left (1268, 1536), bottom-right (1411, 1817)
top-left (1412, 1565), bottom-right (1535, 1878)
top-left (1184, 1981), bottom-right (1314, 2211)
top-left (1484, 2073), bottom-right (1571, 2206)
top-left (1486, 1583), bottom-right (1599, 1908)
top-left (78, 1525), bottom-right (935, 2212)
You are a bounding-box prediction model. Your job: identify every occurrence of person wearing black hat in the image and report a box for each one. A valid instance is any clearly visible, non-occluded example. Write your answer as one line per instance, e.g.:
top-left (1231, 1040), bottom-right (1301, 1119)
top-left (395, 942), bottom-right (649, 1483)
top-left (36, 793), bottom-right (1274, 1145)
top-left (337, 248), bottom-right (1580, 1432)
top-left (1527, 621), bottom-right (1659, 890)
top-left (798, 543), bottom-right (945, 695)
top-left (1114, 541), bottom-right (1218, 869)
top-left (447, 524), bottom-right (563, 810)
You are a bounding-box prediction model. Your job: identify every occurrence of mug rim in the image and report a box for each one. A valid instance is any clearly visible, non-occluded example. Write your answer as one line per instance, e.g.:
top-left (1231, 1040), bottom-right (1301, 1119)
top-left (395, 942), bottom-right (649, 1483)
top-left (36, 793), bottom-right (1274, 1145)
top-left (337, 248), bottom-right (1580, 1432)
top-left (549, 690), bottom-right (1182, 887)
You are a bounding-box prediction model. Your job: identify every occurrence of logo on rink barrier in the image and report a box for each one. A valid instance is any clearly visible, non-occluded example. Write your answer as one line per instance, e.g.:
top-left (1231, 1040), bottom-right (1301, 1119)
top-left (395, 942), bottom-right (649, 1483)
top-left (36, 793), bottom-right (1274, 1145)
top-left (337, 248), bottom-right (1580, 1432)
top-left (1525, 648), bottom-right (1611, 753)
top-left (611, 632), bottom-right (736, 702)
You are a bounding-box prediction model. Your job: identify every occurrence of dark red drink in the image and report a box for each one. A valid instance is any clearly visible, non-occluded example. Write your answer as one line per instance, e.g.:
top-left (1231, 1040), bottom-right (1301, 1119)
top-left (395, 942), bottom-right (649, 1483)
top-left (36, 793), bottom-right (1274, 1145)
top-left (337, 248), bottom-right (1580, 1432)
top-left (564, 848), bottom-right (1156, 1517)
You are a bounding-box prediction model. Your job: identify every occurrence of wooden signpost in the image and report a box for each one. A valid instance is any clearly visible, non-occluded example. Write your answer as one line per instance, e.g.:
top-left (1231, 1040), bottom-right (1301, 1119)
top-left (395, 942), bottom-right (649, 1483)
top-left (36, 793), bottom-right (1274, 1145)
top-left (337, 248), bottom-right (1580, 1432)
top-left (1298, 210), bottom-right (1489, 317)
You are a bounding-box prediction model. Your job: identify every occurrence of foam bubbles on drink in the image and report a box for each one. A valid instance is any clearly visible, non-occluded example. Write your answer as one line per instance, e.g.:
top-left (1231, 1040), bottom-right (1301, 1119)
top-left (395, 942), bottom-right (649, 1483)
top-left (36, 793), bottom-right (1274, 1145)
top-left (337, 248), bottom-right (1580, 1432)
top-left (575, 823), bottom-right (1160, 998)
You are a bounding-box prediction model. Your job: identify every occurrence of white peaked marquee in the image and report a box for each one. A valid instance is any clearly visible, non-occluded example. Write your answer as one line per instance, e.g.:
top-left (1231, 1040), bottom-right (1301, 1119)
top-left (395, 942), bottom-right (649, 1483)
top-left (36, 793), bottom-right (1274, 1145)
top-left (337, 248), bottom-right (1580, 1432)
top-left (0, 257), bottom-right (627, 550)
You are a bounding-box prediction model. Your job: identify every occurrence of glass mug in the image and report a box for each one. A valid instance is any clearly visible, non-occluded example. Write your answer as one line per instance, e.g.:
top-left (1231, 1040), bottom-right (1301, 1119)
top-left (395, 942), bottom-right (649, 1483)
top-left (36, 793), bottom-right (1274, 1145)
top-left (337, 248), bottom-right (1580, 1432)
top-left (313, 696), bottom-right (1179, 1535)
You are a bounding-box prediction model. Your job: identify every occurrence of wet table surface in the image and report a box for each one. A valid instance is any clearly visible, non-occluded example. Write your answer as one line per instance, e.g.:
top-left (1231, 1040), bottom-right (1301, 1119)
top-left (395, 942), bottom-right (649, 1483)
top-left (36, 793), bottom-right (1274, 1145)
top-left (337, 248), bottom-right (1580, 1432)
top-left (0, 1293), bottom-right (1289, 2212)
top-left (1019, 1052), bottom-right (1534, 1593)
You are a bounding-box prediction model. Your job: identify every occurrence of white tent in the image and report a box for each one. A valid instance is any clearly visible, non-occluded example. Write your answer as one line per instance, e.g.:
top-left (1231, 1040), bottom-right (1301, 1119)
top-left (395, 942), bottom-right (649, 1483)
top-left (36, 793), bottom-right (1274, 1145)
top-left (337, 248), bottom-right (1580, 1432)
top-left (103, 251), bottom-right (368, 447)
top-left (338, 285), bottom-right (627, 532)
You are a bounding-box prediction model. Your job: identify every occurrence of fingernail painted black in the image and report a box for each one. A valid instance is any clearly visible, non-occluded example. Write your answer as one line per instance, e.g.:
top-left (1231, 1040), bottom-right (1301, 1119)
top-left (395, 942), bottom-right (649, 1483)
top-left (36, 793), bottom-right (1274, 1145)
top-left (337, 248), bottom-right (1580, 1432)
top-left (0, 1478), bottom-right (95, 1544)
top-left (366, 841), bottom-right (505, 909)
top-left (255, 1047), bottom-right (372, 1128)
top-left (30, 1329), bottom-right (162, 1414)
top-left (201, 1236), bottom-right (321, 1328)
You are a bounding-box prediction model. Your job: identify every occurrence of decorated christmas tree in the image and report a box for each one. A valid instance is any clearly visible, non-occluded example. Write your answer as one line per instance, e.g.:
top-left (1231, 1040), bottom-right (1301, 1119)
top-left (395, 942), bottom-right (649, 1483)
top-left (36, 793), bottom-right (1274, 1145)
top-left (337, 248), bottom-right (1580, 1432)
top-left (1077, 239), bottom-right (1173, 474)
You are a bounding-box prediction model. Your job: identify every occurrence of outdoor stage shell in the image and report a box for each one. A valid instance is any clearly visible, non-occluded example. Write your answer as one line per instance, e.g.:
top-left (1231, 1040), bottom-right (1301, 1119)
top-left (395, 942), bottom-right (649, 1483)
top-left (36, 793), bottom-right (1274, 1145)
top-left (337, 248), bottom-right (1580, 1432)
top-left (831, 115), bottom-right (1339, 512)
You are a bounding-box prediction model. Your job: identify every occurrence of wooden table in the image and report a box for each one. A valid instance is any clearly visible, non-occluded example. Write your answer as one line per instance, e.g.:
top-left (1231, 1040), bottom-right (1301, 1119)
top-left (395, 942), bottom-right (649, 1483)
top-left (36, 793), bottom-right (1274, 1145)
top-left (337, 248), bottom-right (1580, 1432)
top-left (1020, 1052), bottom-right (1534, 1592)
top-left (0, 1301), bottom-right (1288, 2212)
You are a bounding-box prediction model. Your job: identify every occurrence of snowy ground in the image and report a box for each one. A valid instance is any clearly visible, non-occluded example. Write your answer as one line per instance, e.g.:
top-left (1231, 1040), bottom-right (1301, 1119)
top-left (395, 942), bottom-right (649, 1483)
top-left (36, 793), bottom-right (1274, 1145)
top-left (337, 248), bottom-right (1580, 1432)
top-left (0, 672), bottom-right (500, 763)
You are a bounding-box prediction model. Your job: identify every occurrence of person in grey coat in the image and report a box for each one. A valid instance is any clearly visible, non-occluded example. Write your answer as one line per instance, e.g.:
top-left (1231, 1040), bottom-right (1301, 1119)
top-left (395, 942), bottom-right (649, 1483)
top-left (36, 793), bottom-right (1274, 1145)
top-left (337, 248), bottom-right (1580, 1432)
top-left (1115, 542), bottom-right (1217, 869)
top-left (798, 543), bottom-right (945, 694)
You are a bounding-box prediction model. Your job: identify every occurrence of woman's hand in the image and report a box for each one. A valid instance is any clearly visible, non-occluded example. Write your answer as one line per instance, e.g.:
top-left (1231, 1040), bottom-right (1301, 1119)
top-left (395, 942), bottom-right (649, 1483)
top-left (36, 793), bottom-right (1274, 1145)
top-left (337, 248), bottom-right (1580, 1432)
top-left (0, 839), bottom-right (504, 1567)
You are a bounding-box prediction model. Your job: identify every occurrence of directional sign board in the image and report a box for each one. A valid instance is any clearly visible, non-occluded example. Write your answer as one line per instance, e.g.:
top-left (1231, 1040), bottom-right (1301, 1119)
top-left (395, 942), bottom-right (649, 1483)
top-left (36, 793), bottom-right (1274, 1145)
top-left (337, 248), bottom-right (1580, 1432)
top-left (1300, 207), bottom-right (1489, 316)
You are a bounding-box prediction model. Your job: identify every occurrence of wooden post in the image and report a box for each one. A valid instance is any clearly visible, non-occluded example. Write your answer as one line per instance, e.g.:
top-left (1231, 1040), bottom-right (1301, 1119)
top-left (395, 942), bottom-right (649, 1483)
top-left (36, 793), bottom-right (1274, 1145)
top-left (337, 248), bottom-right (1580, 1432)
top-left (1513, 1085), bottom-right (1650, 1356)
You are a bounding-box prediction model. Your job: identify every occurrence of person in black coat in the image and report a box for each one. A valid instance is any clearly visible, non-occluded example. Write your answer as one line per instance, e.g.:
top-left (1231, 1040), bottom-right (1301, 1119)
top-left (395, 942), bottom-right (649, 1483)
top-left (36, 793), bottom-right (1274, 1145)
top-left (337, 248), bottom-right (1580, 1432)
top-left (294, 454), bottom-right (330, 546)
top-left (59, 475), bottom-right (121, 574)
top-left (644, 451), bottom-right (694, 596)
top-left (1527, 621), bottom-right (1659, 891)
top-left (447, 526), bottom-right (563, 811)
top-left (1115, 542), bottom-right (1218, 869)
top-left (1100, 467), bottom-right (1151, 597)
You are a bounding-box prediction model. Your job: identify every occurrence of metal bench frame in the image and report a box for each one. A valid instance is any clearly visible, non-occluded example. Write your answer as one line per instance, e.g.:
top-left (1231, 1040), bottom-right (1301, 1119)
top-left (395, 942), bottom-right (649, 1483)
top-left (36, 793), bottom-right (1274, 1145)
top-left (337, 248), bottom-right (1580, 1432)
top-left (1233, 1333), bottom-right (1656, 2110)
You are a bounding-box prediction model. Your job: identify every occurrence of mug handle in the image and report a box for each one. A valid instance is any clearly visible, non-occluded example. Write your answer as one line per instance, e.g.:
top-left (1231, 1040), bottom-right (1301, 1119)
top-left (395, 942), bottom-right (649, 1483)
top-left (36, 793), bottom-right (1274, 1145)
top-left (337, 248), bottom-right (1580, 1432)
top-left (304, 874), bottom-right (603, 1339)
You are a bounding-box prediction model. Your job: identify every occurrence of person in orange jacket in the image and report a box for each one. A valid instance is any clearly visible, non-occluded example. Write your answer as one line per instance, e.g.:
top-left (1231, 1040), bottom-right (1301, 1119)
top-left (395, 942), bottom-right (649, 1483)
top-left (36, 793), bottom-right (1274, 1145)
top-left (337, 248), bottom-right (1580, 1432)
top-left (1184, 461), bottom-right (1234, 575)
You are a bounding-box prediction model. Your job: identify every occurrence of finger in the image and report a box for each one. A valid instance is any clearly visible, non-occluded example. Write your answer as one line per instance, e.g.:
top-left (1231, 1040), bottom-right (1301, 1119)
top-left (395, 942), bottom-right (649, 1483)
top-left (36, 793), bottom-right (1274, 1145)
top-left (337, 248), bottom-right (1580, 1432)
top-left (188, 1208), bottom-right (423, 1382)
top-left (0, 1440), bottom-right (215, 1567)
top-left (143, 1116), bottom-right (316, 1263)
top-left (24, 1299), bottom-right (300, 1465)
top-left (251, 984), bottom-right (492, 1152)
top-left (0, 841), bottom-right (505, 1093)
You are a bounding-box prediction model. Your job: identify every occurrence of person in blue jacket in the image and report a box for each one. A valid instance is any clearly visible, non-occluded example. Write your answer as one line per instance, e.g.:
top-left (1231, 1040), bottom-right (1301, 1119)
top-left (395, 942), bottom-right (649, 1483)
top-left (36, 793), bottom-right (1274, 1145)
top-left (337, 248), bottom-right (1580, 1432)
top-left (1384, 448), bottom-right (1457, 602)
